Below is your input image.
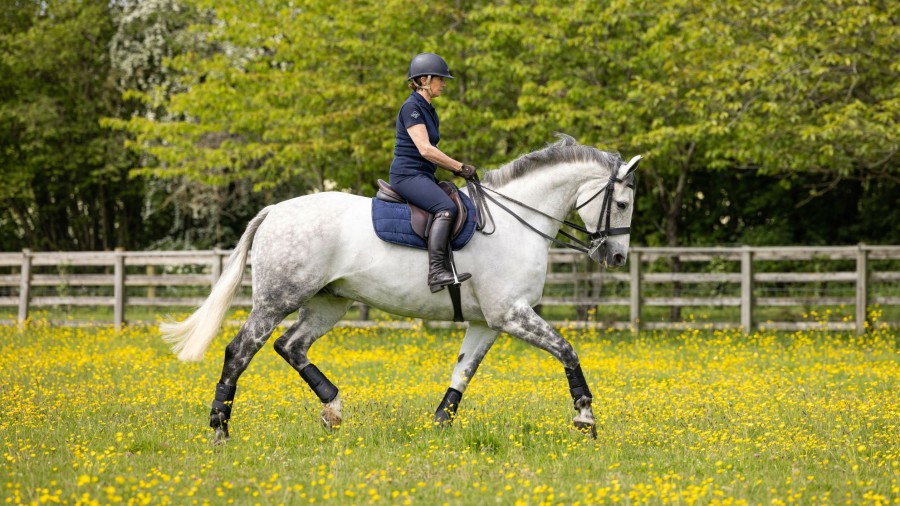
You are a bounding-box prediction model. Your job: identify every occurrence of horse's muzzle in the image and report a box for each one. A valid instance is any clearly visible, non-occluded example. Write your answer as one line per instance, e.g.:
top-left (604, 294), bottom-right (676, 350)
top-left (589, 239), bottom-right (628, 267)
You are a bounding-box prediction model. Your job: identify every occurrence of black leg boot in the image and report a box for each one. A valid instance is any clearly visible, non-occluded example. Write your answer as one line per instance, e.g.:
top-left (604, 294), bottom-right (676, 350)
top-left (427, 211), bottom-right (471, 293)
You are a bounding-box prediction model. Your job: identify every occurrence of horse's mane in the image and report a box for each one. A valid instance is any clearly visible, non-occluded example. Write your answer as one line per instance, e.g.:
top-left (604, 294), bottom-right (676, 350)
top-left (481, 134), bottom-right (624, 188)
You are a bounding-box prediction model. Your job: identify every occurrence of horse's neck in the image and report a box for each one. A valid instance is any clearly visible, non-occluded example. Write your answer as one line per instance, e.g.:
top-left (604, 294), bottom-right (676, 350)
top-left (489, 162), bottom-right (604, 221)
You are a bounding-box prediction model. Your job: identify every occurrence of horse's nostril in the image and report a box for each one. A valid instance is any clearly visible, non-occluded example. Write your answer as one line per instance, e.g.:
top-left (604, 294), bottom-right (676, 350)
top-left (614, 253), bottom-right (625, 264)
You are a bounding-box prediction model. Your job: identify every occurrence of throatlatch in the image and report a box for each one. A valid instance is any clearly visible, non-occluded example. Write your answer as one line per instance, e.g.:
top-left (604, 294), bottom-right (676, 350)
top-left (564, 365), bottom-right (593, 404)
top-left (299, 363), bottom-right (339, 403)
top-left (210, 382), bottom-right (236, 428)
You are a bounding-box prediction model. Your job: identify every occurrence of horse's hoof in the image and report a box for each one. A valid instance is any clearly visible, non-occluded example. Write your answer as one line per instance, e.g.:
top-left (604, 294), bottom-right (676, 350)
top-left (212, 428), bottom-right (229, 446)
top-left (321, 406), bottom-right (342, 431)
top-left (573, 419), bottom-right (597, 439)
top-left (573, 420), bottom-right (597, 438)
top-left (573, 408), bottom-right (597, 438)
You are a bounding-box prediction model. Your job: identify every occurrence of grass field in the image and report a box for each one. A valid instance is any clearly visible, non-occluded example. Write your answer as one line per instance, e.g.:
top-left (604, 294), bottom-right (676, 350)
top-left (2, 314), bottom-right (899, 505)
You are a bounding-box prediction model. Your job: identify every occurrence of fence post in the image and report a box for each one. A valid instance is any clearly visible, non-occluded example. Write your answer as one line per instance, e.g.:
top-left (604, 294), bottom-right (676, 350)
top-left (146, 265), bottom-right (156, 299)
top-left (114, 248), bottom-right (125, 329)
top-left (629, 249), bottom-right (641, 332)
top-left (741, 247), bottom-right (754, 332)
top-left (856, 244), bottom-right (868, 335)
top-left (17, 249), bottom-right (33, 328)
top-left (211, 250), bottom-right (225, 288)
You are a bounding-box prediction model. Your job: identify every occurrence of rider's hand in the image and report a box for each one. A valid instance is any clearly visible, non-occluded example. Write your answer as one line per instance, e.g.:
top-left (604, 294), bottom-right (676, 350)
top-left (458, 164), bottom-right (477, 179)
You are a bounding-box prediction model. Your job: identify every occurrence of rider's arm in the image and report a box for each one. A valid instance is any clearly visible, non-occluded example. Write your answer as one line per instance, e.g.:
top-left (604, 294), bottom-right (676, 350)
top-left (407, 124), bottom-right (464, 174)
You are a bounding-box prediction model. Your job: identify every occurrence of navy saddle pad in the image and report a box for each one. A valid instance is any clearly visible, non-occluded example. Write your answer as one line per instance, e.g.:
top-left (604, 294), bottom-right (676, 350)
top-left (371, 192), bottom-right (477, 251)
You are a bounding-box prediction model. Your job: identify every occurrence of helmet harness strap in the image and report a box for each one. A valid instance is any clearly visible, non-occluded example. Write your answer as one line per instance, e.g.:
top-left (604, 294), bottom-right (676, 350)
top-left (415, 75), bottom-right (434, 99)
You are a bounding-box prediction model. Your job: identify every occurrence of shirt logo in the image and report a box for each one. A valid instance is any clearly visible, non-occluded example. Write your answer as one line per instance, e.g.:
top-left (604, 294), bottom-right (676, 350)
top-left (410, 111), bottom-right (420, 119)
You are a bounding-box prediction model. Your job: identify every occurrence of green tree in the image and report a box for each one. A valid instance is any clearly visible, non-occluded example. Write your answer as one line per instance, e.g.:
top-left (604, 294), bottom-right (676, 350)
top-left (0, 0), bottom-right (142, 251)
top-left (621, 0), bottom-right (898, 246)
top-left (111, 0), bottom-right (897, 251)
top-left (107, 0), bottom-right (264, 249)
top-left (115, 0), bottom-right (457, 198)
top-left (447, 0), bottom-right (897, 247)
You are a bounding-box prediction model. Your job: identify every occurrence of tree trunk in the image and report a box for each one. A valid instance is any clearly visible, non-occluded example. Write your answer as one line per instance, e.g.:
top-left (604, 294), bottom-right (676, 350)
top-left (660, 143), bottom-right (694, 321)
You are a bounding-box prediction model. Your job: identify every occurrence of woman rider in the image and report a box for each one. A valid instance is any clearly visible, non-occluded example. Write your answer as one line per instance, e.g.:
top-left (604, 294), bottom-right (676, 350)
top-left (389, 52), bottom-right (477, 293)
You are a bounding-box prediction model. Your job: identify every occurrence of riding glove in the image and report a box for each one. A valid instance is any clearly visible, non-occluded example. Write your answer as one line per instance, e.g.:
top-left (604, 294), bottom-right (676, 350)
top-left (458, 164), bottom-right (477, 179)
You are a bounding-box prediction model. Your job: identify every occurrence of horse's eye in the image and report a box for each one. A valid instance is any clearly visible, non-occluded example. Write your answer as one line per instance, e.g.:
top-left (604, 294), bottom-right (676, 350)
top-left (616, 201), bottom-right (628, 210)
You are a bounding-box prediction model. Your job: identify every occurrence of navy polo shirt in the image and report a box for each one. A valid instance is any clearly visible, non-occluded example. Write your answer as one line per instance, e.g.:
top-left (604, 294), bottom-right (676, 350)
top-left (390, 92), bottom-right (440, 177)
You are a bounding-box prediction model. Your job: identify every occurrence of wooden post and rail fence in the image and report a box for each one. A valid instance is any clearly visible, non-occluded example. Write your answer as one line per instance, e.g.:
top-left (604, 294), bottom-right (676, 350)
top-left (1, 245), bottom-right (899, 333)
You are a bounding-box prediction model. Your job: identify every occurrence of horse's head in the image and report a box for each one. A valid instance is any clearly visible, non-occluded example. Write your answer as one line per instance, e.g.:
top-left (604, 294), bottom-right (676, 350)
top-left (575, 154), bottom-right (641, 268)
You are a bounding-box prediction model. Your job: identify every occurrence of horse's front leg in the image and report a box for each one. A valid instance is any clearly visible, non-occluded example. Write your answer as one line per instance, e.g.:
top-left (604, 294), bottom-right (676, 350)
top-left (493, 303), bottom-right (597, 438)
top-left (434, 322), bottom-right (499, 425)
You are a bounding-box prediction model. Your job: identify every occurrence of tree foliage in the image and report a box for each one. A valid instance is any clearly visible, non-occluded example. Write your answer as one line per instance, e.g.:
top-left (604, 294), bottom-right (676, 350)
top-left (0, 0), bottom-right (142, 250)
top-left (1, 0), bottom-right (897, 251)
top-left (114, 0), bottom-right (437, 196)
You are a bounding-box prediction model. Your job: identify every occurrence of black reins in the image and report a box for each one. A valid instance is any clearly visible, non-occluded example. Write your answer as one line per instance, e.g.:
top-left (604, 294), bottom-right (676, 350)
top-left (465, 156), bottom-right (641, 255)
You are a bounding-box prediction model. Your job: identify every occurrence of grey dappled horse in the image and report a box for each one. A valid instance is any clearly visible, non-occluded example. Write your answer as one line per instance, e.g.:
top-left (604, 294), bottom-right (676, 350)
top-left (161, 134), bottom-right (641, 443)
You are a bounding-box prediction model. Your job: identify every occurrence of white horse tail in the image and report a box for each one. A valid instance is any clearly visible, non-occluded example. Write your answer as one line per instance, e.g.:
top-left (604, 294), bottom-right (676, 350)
top-left (160, 205), bottom-right (273, 362)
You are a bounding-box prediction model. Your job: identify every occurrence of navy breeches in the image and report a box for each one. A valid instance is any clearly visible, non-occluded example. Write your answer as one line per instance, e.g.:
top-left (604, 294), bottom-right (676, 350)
top-left (389, 173), bottom-right (457, 218)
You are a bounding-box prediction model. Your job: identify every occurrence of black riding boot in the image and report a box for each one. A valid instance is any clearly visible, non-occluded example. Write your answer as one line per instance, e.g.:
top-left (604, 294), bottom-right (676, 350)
top-left (427, 211), bottom-right (471, 293)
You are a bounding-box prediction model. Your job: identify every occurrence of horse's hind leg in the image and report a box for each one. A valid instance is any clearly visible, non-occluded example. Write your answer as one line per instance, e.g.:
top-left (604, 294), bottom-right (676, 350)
top-left (273, 294), bottom-right (352, 430)
top-left (493, 302), bottom-right (598, 438)
top-left (210, 307), bottom-right (289, 444)
top-left (434, 322), bottom-right (499, 425)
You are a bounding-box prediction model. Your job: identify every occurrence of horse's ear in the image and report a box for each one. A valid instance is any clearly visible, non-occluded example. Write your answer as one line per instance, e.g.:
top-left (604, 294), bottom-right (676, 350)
top-left (618, 155), bottom-right (641, 188)
top-left (622, 155), bottom-right (642, 177)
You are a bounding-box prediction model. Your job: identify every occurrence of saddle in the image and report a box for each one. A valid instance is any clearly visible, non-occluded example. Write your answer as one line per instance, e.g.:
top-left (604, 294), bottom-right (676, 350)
top-left (375, 179), bottom-right (468, 240)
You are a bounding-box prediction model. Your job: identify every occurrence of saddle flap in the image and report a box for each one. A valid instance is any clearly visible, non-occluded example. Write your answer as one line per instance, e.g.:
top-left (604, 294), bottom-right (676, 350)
top-left (409, 208), bottom-right (431, 238)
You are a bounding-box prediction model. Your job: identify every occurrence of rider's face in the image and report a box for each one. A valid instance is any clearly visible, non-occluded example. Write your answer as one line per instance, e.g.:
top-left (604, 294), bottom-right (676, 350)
top-left (430, 76), bottom-right (446, 97)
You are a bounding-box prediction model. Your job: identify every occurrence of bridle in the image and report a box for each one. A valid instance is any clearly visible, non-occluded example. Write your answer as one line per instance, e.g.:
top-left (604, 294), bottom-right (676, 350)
top-left (574, 156), bottom-right (639, 257)
top-left (466, 155), bottom-right (641, 257)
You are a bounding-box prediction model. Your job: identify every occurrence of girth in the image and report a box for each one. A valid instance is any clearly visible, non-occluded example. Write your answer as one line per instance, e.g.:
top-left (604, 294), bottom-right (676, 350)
top-left (376, 179), bottom-right (468, 240)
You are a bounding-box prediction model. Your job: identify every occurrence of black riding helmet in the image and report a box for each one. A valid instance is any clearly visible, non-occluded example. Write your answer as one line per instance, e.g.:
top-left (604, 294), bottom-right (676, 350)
top-left (407, 53), bottom-right (454, 81)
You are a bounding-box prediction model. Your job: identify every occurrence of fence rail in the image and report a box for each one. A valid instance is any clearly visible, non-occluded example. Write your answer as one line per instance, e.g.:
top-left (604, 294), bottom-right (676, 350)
top-left (1, 245), bottom-right (899, 333)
